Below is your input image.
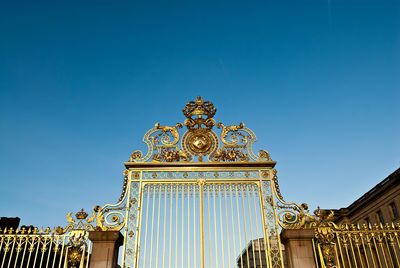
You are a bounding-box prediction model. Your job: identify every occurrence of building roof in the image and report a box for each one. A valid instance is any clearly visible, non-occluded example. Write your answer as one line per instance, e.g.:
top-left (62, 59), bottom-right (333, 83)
top-left (331, 168), bottom-right (400, 222)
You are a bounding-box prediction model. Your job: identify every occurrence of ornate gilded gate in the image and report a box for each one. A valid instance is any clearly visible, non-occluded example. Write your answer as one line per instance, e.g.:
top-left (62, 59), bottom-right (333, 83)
top-left (95, 97), bottom-right (307, 268)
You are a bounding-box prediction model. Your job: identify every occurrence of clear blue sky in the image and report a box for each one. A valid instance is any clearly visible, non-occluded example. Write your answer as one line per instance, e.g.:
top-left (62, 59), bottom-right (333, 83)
top-left (0, 0), bottom-right (399, 228)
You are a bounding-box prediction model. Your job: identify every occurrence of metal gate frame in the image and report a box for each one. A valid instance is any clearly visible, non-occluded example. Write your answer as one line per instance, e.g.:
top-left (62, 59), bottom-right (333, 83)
top-left (93, 97), bottom-right (308, 268)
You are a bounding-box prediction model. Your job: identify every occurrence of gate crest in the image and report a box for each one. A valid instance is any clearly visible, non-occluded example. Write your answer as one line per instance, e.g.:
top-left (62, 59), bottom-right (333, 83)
top-left (129, 96), bottom-right (271, 163)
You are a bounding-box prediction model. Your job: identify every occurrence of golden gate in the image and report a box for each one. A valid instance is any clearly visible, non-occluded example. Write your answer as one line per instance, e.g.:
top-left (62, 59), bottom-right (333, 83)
top-left (94, 97), bottom-right (307, 268)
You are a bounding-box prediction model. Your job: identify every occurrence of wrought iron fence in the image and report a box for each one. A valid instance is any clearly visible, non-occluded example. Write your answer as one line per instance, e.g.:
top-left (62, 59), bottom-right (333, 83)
top-left (311, 209), bottom-right (400, 268)
top-left (0, 209), bottom-right (94, 268)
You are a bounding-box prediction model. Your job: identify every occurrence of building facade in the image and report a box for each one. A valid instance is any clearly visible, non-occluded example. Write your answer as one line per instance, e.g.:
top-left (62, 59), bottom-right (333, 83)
top-left (332, 168), bottom-right (400, 225)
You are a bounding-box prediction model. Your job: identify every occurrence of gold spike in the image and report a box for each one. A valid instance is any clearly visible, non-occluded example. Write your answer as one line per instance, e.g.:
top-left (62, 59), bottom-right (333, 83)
top-left (27, 227), bottom-right (31, 234)
top-left (39, 227), bottom-right (43, 234)
top-left (357, 223), bottom-right (360, 230)
top-left (4, 227), bottom-right (7, 234)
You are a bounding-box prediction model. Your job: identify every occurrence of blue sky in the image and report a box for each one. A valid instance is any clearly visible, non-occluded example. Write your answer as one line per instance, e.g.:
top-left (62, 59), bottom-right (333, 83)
top-left (0, 0), bottom-right (399, 228)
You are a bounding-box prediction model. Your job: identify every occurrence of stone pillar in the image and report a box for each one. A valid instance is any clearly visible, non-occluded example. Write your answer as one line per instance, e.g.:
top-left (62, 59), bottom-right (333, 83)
top-left (89, 231), bottom-right (123, 268)
top-left (281, 229), bottom-right (316, 268)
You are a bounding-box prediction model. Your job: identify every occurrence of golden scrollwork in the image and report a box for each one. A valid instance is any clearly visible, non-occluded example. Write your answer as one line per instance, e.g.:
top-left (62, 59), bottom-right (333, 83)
top-left (129, 122), bottom-right (184, 163)
top-left (217, 122), bottom-right (245, 144)
top-left (265, 169), bottom-right (309, 230)
top-left (94, 204), bottom-right (126, 231)
top-left (154, 122), bottom-right (183, 143)
top-left (126, 96), bottom-right (273, 163)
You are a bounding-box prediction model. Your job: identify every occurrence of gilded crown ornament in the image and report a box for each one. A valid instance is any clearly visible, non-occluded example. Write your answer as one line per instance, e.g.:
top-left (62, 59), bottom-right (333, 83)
top-left (128, 96), bottom-right (272, 163)
top-left (182, 96), bottom-right (216, 130)
top-left (75, 208), bottom-right (88, 220)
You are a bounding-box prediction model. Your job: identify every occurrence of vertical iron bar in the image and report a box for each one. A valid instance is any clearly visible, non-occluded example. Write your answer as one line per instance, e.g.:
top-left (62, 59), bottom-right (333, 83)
top-left (223, 184), bottom-right (232, 268)
top-left (26, 236), bottom-right (35, 267)
top-left (39, 236), bottom-right (46, 268)
top-left (348, 234), bottom-right (359, 268)
top-left (235, 185), bottom-right (244, 268)
top-left (51, 236), bottom-right (59, 268)
top-left (20, 235), bottom-right (29, 267)
top-left (312, 238), bottom-right (320, 268)
top-left (6, 235), bottom-right (16, 268)
top-left (360, 233), bottom-right (371, 268)
top-left (62, 247), bottom-right (69, 268)
top-left (389, 233), bottom-right (400, 267)
top-left (334, 240), bottom-right (342, 268)
top-left (213, 184), bottom-right (220, 267)
top-left (149, 185), bottom-right (157, 268)
top-left (162, 184), bottom-right (167, 268)
top-left (13, 237), bottom-right (20, 268)
top-left (0, 234), bottom-right (4, 252)
top-left (86, 241), bottom-right (92, 268)
top-left (372, 234), bottom-right (383, 267)
top-left (318, 243), bottom-right (327, 268)
top-left (394, 231), bottom-right (400, 267)
top-left (356, 238), bottom-right (365, 268)
top-left (379, 239), bottom-right (389, 268)
top-left (252, 185), bottom-right (263, 268)
top-left (229, 184), bottom-right (238, 268)
top-left (57, 236), bottom-right (66, 268)
top-left (45, 235), bottom-right (53, 268)
top-left (188, 184), bottom-right (191, 268)
top-left (207, 185), bottom-right (213, 268)
top-left (384, 234), bottom-right (395, 268)
top-left (142, 185), bottom-right (151, 268)
top-left (175, 185), bottom-right (179, 267)
top-left (240, 184), bottom-right (251, 267)
top-left (181, 184), bottom-right (184, 268)
top-left (218, 184), bottom-right (226, 268)
top-left (335, 233), bottom-right (345, 267)
top-left (366, 233), bottom-right (378, 268)
top-left (156, 184), bottom-right (162, 267)
top-left (194, 183), bottom-right (198, 268)
top-left (168, 184), bottom-right (173, 268)
top-left (79, 245), bottom-right (86, 268)
top-left (1, 236), bottom-right (10, 268)
top-left (344, 243), bottom-right (352, 267)
top-left (246, 184), bottom-right (257, 268)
